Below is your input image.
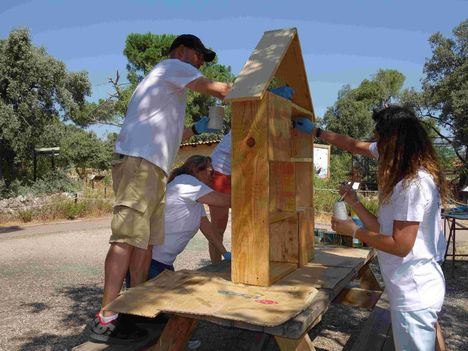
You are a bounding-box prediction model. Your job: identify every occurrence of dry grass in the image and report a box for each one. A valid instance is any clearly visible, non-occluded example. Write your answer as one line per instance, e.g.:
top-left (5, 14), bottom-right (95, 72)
top-left (0, 189), bottom-right (113, 226)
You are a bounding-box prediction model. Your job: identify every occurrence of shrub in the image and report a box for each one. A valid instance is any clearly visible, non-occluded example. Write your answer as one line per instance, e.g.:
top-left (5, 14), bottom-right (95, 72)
top-left (18, 209), bottom-right (33, 223)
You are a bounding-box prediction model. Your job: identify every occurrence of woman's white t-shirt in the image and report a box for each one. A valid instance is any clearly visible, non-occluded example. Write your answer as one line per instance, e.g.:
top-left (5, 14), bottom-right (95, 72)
top-left (152, 174), bottom-right (213, 265)
top-left (115, 59), bottom-right (203, 175)
top-left (211, 131), bottom-right (231, 175)
top-left (369, 142), bottom-right (446, 311)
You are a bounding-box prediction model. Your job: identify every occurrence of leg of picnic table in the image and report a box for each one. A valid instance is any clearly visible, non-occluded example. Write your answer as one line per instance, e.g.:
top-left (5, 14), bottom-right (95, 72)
top-left (275, 334), bottom-right (315, 351)
top-left (148, 315), bottom-right (197, 351)
top-left (358, 263), bottom-right (381, 291)
top-left (435, 322), bottom-right (446, 351)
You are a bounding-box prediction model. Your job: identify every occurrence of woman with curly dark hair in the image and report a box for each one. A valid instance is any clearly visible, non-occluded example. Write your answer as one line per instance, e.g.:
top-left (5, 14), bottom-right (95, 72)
top-left (331, 106), bottom-right (447, 350)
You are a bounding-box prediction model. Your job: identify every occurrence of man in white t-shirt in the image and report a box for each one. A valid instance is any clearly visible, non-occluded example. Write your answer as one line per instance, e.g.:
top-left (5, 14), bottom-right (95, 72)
top-left (90, 34), bottom-right (231, 345)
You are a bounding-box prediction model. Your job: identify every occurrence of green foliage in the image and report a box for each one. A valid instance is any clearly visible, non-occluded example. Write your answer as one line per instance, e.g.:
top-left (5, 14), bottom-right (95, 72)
top-left (0, 169), bottom-right (80, 199)
top-left (402, 20), bottom-right (467, 187)
top-left (322, 69), bottom-right (405, 145)
top-left (426, 21), bottom-right (468, 180)
top-left (0, 28), bottom-right (91, 186)
top-left (59, 125), bottom-right (113, 179)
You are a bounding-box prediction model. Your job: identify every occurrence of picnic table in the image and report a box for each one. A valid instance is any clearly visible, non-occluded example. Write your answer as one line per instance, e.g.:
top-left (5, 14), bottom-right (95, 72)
top-left (75, 246), bottom-right (383, 351)
top-left (442, 207), bottom-right (468, 276)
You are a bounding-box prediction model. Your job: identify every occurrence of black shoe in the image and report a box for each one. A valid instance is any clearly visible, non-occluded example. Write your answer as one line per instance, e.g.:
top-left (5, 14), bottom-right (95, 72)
top-left (126, 313), bottom-right (170, 326)
top-left (89, 313), bottom-right (148, 345)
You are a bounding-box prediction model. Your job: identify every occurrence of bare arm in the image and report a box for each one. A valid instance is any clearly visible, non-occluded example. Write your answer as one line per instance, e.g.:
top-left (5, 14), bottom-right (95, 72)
top-left (186, 77), bottom-right (231, 100)
top-left (339, 184), bottom-right (380, 232)
top-left (356, 221), bottom-right (419, 257)
top-left (319, 129), bottom-right (374, 157)
top-left (332, 218), bottom-right (419, 257)
top-left (197, 191), bottom-right (231, 208)
top-left (199, 216), bottom-right (227, 254)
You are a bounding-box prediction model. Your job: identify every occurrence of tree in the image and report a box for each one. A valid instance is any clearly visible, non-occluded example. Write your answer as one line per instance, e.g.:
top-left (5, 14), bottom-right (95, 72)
top-left (81, 33), bottom-right (235, 138)
top-left (320, 69), bottom-right (406, 186)
top-left (402, 20), bottom-right (467, 187)
top-left (322, 69), bottom-right (406, 142)
top-left (0, 28), bottom-right (91, 185)
top-left (59, 126), bottom-right (113, 179)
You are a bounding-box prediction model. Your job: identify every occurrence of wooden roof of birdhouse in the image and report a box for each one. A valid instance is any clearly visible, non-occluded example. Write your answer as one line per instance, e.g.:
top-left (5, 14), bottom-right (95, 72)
top-left (225, 28), bottom-right (314, 113)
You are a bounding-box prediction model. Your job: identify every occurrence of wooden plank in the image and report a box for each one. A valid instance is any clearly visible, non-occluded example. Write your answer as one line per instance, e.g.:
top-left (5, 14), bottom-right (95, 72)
top-left (275, 34), bottom-right (314, 114)
top-left (270, 216), bottom-right (299, 264)
top-left (295, 163), bottom-right (313, 208)
top-left (225, 28), bottom-right (296, 102)
top-left (358, 264), bottom-right (382, 291)
top-left (270, 211), bottom-right (297, 224)
top-left (344, 291), bottom-right (392, 351)
top-left (291, 158), bottom-right (313, 162)
top-left (174, 248), bottom-right (376, 340)
top-left (270, 161), bottom-right (296, 212)
top-left (270, 262), bottom-right (297, 283)
top-left (231, 100), bottom-right (270, 286)
top-left (298, 208), bottom-right (314, 266)
top-left (275, 334), bottom-right (316, 351)
top-left (148, 315), bottom-right (197, 351)
top-left (291, 103), bottom-right (314, 119)
top-left (435, 322), bottom-right (446, 351)
top-left (268, 92), bottom-right (292, 162)
top-left (334, 287), bottom-right (382, 309)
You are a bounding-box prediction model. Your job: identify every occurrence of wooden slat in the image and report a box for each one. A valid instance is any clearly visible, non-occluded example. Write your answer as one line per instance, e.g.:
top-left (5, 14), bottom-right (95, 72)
top-left (275, 34), bottom-right (314, 114)
top-left (291, 103), bottom-right (314, 119)
top-left (291, 157), bottom-right (313, 162)
top-left (270, 262), bottom-right (297, 283)
top-left (148, 315), bottom-right (197, 351)
top-left (225, 28), bottom-right (296, 102)
top-left (268, 92), bottom-right (292, 162)
top-left (275, 334), bottom-right (316, 351)
top-left (344, 291), bottom-right (392, 351)
top-left (298, 208), bottom-right (314, 266)
top-left (358, 264), bottom-right (382, 291)
top-left (334, 287), bottom-right (382, 310)
top-left (231, 100), bottom-right (270, 286)
top-left (270, 211), bottom-right (297, 224)
top-left (270, 216), bottom-right (299, 264)
top-left (270, 161), bottom-right (296, 212)
top-left (295, 163), bottom-right (313, 208)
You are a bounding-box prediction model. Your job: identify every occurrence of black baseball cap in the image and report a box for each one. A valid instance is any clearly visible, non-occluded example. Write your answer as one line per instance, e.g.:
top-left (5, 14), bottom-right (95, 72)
top-left (169, 34), bottom-right (216, 62)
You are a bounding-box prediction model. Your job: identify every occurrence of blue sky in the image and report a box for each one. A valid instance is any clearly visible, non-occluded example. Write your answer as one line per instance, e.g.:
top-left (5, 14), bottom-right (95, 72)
top-left (1, 0), bottom-right (466, 137)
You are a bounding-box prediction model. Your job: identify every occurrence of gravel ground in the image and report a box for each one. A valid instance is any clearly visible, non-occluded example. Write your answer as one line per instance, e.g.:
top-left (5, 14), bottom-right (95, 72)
top-left (0, 219), bottom-right (466, 351)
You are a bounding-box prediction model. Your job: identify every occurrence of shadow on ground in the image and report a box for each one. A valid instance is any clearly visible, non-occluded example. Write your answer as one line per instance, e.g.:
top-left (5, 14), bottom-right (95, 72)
top-left (14, 284), bottom-right (102, 351)
top-left (0, 225), bottom-right (23, 234)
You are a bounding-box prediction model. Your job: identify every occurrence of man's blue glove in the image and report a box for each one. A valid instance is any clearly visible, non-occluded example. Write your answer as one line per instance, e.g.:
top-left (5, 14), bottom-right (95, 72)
top-left (293, 117), bottom-right (315, 134)
top-left (192, 116), bottom-right (220, 135)
top-left (269, 86), bottom-right (294, 100)
top-left (222, 252), bottom-right (232, 261)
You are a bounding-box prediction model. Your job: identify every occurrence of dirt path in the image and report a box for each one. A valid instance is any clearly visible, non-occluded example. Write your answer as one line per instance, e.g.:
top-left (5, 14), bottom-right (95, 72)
top-left (0, 218), bottom-right (466, 351)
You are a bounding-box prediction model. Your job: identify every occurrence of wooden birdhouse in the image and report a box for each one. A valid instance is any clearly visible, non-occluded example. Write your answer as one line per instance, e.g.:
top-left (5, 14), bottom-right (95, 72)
top-left (225, 28), bottom-right (316, 286)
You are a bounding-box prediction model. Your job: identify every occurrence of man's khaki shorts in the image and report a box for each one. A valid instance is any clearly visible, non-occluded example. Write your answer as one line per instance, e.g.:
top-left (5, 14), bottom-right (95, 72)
top-left (110, 155), bottom-right (167, 249)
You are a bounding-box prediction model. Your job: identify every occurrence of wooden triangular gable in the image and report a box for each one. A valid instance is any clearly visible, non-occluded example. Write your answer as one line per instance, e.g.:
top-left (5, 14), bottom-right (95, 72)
top-left (225, 28), bottom-right (314, 113)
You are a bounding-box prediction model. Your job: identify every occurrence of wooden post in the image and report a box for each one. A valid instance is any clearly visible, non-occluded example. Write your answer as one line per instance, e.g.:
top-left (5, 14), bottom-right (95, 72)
top-left (275, 334), bottom-right (316, 351)
top-left (148, 315), bottom-right (197, 351)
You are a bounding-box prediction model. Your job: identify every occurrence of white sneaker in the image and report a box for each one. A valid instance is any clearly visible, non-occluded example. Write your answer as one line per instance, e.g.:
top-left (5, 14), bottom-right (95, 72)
top-left (188, 339), bottom-right (202, 349)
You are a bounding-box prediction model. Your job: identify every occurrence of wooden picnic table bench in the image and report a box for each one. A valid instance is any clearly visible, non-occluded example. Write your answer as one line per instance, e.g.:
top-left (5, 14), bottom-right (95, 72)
top-left (75, 246), bottom-right (383, 351)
